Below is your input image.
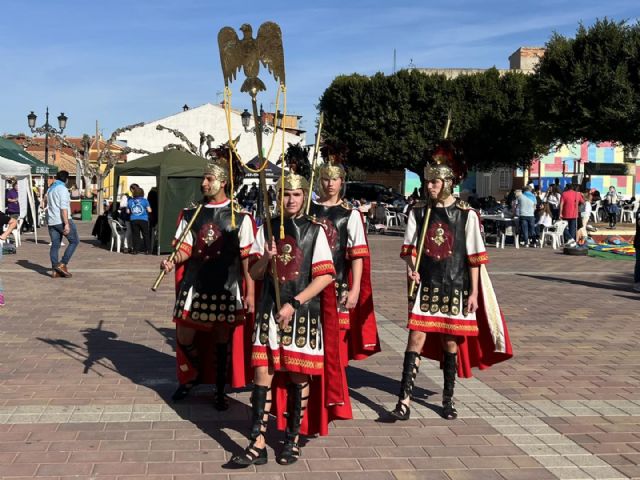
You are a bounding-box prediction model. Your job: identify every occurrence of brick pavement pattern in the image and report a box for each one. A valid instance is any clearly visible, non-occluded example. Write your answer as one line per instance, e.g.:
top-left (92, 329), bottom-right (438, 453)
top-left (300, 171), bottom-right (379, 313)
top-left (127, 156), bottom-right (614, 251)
top-left (0, 222), bottom-right (639, 479)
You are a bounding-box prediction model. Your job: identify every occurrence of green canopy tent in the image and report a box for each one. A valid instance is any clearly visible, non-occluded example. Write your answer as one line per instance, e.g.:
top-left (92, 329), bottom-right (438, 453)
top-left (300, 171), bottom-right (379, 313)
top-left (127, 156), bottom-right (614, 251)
top-left (113, 149), bottom-right (208, 254)
top-left (0, 137), bottom-right (58, 176)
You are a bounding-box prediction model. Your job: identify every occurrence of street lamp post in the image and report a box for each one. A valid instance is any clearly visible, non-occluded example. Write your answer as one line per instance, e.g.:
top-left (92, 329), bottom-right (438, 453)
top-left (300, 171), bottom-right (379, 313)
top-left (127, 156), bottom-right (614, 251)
top-left (27, 107), bottom-right (68, 192)
top-left (240, 108), bottom-right (273, 136)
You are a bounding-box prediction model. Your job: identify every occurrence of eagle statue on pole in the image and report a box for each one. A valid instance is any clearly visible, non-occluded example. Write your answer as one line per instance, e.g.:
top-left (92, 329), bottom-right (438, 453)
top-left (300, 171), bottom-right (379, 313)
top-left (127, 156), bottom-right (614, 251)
top-left (218, 21), bottom-right (286, 95)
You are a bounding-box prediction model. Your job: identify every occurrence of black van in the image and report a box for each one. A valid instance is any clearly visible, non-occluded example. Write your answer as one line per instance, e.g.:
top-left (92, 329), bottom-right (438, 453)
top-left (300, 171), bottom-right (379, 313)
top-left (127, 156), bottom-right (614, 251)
top-left (345, 181), bottom-right (405, 206)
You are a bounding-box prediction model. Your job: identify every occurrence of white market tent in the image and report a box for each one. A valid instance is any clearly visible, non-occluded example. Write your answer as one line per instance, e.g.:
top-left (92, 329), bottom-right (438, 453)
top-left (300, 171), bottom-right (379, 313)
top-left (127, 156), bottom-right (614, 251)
top-left (0, 155), bottom-right (39, 243)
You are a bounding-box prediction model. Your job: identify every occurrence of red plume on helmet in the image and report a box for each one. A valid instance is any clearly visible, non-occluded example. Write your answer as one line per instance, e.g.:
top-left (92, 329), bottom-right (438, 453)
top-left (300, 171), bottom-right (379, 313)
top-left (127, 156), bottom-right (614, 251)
top-left (428, 139), bottom-right (467, 185)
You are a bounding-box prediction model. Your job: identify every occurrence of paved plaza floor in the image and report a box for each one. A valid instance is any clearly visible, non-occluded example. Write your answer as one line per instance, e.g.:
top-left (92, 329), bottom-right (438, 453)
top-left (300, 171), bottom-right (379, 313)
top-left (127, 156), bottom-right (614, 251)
top-left (0, 221), bottom-right (639, 479)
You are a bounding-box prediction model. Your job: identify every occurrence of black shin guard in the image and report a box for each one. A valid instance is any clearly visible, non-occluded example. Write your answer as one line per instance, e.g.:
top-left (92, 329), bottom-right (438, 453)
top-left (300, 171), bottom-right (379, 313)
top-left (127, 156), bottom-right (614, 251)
top-left (214, 343), bottom-right (229, 411)
top-left (278, 382), bottom-right (308, 465)
top-left (249, 385), bottom-right (270, 441)
top-left (172, 343), bottom-right (200, 402)
top-left (230, 385), bottom-right (270, 467)
top-left (390, 351), bottom-right (420, 420)
top-left (442, 351), bottom-right (458, 420)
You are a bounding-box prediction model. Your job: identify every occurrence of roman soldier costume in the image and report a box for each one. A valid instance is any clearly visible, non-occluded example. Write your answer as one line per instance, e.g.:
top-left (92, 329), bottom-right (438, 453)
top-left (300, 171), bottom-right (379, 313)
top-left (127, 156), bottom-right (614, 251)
top-left (308, 160), bottom-right (379, 361)
top-left (392, 141), bottom-right (512, 421)
top-left (171, 157), bottom-right (255, 409)
top-left (232, 173), bottom-right (350, 468)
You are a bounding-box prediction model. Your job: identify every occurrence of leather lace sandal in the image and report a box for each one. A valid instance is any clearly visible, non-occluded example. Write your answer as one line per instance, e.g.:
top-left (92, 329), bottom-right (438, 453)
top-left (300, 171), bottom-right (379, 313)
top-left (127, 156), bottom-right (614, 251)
top-left (231, 385), bottom-right (272, 467)
top-left (277, 382), bottom-right (308, 466)
top-left (389, 351), bottom-right (420, 421)
top-left (231, 439), bottom-right (268, 466)
top-left (390, 401), bottom-right (411, 421)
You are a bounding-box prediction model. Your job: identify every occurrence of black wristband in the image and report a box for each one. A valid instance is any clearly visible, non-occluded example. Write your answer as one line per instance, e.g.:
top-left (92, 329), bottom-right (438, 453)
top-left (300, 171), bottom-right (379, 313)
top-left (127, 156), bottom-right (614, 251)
top-left (290, 298), bottom-right (301, 310)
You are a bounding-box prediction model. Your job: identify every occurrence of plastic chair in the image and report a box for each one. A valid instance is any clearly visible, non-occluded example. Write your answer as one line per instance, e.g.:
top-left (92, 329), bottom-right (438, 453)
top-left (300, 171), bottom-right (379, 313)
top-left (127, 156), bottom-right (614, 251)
top-left (396, 212), bottom-right (407, 227)
top-left (109, 218), bottom-right (128, 253)
top-left (621, 201), bottom-right (639, 223)
top-left (540, 220), bottom-right (568, 249)
top-left (590, 200), bottom-right (601, 223)
top-left (384, 208), bottom-right (399, 227)
top-left (10, 218), bottom-right (23, 247)
top-left (498, 223), bottom-right (519, 249)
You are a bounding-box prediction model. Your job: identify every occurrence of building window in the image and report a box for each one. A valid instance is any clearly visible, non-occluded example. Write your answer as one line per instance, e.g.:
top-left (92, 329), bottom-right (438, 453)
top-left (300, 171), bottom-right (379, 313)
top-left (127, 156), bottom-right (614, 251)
top-left (498, 169), bottom-right (512, 190)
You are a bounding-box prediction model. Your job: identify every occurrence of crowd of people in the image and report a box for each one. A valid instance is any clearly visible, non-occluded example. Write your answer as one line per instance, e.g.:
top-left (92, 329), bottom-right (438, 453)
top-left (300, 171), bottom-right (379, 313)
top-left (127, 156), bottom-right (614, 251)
top-left (490, 182), bottom-right (631, 248)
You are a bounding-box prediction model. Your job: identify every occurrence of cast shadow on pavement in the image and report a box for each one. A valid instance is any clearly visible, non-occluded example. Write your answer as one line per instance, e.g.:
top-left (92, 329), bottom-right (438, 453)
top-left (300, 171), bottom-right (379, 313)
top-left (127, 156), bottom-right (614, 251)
top-left (16, 259), bottom-right (51, 277)
top-left (517, 273), bottom-right (632, 292)
top-left (346, 365), bottom-right (440, 422)
top-left (36, 319), bottom-right (249, 464)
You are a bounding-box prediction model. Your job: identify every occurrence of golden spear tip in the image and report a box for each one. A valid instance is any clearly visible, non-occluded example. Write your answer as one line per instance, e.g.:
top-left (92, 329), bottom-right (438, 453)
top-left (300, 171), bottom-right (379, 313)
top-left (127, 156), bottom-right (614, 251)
top-left (443, 109), bottom-right (452, 140)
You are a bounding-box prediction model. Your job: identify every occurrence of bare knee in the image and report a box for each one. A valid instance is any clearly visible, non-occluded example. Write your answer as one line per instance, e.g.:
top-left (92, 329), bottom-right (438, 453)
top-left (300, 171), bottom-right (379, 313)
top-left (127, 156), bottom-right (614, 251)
top-left (254, 366), bottom-right (274, 387)
top-left (442, 334), bottom-right (458, 353)
top-left (407, 330), bottom-right (426, 353)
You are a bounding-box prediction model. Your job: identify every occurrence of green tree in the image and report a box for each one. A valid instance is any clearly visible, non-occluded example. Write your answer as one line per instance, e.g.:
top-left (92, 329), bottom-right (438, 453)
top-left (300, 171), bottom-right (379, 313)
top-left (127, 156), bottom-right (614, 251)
top-left (534, 19), bottom-right (640, 147)
top-left (319, 68), bottom-right (543, 176)
top-left (453, 69), bottom-right (544, 171)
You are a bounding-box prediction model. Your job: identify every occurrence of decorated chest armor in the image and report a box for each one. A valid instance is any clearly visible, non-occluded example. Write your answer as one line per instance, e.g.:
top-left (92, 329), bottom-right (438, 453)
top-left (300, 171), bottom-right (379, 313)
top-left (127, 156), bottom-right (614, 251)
top-left (175, 206), bottom-right (243, 324)
top-left (309, 203), bottom-right (350, 303)
top-left (254, 216), bottom-right (323, 350)
top-left (414, 203), bottom-right (471, 316)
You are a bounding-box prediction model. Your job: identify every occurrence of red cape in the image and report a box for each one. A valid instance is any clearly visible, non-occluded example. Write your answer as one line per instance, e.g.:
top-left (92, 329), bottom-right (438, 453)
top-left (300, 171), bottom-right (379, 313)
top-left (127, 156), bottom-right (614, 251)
top-left (420, 265), bottom-right (513, 378)
top-left (268, 283), bottom-right (352, 437)
top-left (173, 210), bottom-right (254, 388)
top-left (342, 212), bottom-right (381, 361)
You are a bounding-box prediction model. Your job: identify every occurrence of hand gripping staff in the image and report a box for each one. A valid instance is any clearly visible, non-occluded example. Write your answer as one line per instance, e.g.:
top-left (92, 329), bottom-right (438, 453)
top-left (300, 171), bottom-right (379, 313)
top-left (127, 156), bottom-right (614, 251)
top-left (408, 111), bottom-right (452, 301)
top-left (151, 202), bottom-right (204, 292)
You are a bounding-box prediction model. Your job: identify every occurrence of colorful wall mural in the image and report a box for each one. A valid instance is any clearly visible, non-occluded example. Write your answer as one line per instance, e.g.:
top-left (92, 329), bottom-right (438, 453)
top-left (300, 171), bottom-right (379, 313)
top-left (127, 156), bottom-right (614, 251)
top-left (530, 142), bottom-right (639, 197)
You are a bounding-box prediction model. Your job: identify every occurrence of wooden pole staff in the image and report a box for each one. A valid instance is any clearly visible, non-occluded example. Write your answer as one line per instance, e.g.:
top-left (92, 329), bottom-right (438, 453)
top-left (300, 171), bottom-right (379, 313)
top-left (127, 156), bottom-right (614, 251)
top-left (251, 96), bottom-right (282, 311)
top-left (151, 203), bottom-right (203, 292)
top-left (305, 112), bottom-right (324, 215)
top-left (408, 110), bottom-right (452, 300)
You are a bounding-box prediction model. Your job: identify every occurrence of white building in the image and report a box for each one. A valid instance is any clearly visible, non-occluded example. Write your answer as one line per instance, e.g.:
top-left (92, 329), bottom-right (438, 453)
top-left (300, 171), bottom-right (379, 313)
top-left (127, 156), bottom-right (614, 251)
top-left (116, 103), bottom-right (305, 192)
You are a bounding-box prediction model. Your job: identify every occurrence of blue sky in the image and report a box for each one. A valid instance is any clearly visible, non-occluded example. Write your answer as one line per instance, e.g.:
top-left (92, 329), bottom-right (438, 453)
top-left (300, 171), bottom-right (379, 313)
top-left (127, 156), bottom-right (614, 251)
top-left (1, 0), bottom-right (637, 139)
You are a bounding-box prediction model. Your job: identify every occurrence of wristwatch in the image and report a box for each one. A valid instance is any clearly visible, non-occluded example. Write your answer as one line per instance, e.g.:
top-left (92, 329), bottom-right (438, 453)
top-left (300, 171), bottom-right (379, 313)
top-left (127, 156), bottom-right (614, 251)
top-left (290, 298), bottom-right (301, 310)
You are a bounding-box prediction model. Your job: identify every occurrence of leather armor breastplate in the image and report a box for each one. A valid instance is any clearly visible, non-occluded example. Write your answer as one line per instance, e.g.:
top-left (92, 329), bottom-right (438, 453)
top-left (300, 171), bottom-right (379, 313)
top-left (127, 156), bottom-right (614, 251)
top-left (256, 216), bottom-right (323, 349)
top-left (309, 202), bottom-right (350, 296)
top-left (176, 206), bottom-right (244, 320)
top-left (414, 203), bottom-right (470, 316)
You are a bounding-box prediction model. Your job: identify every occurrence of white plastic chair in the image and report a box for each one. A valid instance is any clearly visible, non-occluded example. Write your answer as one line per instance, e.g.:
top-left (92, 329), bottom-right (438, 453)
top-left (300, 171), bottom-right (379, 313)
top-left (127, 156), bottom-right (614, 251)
top-left (590, 200), bottom-right (601, 223)
top-left (396, 212), bottom-right (407, 227)
top-left (109, 218), bottom-right (128, 253)
top-left (541, 220), bottom-right (568, 249)
top-left (11, 218), bottom-right (23, 247)
top-left (621, 201), bottom-right (639, 223)
top-left (498, 223), bottom-right (519, 249)
top-left (384, 208), bottom-right (399, 227)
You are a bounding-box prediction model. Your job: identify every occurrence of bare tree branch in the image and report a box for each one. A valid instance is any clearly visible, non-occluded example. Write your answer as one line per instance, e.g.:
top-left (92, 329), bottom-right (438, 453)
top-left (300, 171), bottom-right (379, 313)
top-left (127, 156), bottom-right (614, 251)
top-left (156, 124), bottom-right (199, 154)
top-left (163, 144), bottom-right (192, 153)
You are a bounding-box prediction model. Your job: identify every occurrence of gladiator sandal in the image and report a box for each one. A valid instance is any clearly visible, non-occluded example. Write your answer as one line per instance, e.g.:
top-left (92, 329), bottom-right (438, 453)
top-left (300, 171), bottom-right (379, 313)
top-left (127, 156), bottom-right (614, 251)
top-left (231, 385), bottom-right (271, 467)
top-left (172, 343), bottom-right (200, 401)
top-left (390, 351), bottom-right (420, 421)
top-left (277, 382), bottom-right (309, 465)
top-left (442, 351), bottom-right (458, 420)
top-left (214, 343), bottom-right (229, 411)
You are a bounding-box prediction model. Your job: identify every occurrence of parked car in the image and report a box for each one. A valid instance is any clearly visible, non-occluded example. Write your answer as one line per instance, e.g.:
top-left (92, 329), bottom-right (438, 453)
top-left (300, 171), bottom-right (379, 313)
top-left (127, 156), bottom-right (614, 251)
top-left (345, 181), bottom-right (405, 207)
